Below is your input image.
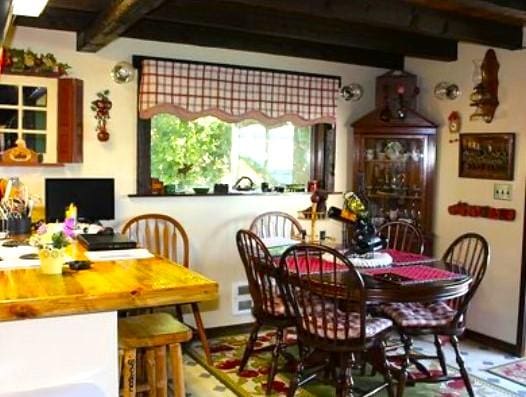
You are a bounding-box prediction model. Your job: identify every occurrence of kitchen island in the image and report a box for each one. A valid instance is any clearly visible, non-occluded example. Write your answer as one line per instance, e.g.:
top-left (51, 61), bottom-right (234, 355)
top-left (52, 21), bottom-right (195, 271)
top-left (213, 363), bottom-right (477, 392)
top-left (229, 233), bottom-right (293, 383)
top-left (0, 244), bottom-right (218, 395)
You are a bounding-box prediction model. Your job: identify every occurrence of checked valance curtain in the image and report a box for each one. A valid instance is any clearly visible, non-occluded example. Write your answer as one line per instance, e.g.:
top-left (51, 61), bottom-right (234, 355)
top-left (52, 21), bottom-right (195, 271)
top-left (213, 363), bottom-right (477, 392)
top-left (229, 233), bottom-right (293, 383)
top-left (138, 58), bottom-right (340, 126)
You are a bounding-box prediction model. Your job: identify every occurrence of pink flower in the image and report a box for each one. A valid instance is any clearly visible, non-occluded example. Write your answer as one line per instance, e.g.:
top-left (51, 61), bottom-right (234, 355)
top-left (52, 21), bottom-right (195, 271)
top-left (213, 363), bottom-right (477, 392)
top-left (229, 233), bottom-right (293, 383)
top-left (37, 223), bottom-right (47, 235)
top-left (63, 217), bottom-right (76, 238)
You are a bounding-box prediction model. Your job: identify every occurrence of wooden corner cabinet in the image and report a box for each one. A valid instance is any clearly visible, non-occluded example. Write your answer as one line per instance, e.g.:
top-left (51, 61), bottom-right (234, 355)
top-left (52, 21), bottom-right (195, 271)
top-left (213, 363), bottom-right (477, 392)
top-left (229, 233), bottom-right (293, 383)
top-left (58, 78), bottom-right (83, 163)
top-left (352, 108), bottom-right (437, 253)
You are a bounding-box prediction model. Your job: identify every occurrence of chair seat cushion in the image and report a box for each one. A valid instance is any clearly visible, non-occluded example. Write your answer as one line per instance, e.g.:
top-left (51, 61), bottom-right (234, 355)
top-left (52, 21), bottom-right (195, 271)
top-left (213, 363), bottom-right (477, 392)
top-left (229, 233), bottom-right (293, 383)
top-left (378, 302), bottom-right (457, 328)
top-left (306, 311), bottom-right (392, 340)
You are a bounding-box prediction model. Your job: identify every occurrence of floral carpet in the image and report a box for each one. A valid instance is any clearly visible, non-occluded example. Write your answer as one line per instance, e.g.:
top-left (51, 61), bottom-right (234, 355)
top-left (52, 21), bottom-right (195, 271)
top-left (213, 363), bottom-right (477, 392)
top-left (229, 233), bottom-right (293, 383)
top-left (186, 330), bottom-right (518, 396)
top-left (488, 359), bottom-right (526, 388)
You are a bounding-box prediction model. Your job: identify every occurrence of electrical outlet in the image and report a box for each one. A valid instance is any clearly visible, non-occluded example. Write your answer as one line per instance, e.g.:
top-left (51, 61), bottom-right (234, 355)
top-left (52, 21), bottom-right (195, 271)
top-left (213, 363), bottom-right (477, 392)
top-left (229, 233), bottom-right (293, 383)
top-left (494, 183), bottom-right (512, 201)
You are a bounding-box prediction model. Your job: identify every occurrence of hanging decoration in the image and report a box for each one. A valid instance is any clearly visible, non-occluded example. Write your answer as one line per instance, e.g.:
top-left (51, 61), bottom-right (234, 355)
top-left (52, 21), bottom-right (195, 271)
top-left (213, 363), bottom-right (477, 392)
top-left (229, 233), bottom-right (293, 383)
top-left (448, 201), bottom-right (515, 221)
top-left (91, 90), bottom-right (112, 142)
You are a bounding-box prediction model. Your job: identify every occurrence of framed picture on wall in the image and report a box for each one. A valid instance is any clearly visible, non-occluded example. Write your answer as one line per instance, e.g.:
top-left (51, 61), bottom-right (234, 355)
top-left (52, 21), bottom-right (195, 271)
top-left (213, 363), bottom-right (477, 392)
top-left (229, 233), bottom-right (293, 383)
top-left (459, 133), bottom-right (515, 180)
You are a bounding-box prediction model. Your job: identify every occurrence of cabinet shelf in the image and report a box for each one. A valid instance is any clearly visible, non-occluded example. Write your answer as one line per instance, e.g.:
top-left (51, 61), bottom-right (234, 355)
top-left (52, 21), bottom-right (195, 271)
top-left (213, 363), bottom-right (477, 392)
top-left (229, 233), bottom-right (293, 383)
top-left (364, 159), bottom-right (420, 163)
top-left (367, 193), bottom-right (422, 200)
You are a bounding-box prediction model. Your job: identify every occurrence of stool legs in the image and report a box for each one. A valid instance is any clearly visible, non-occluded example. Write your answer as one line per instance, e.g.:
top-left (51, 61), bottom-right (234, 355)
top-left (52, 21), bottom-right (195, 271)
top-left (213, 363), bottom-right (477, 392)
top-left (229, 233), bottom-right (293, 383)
top-left (169, 343), bottom-right (186, 397)
top-left (122, 349), bottom-right (137, 397)
top-left (120, 344), bottom-right (186, 397)
top-left (146, 349), bottom-right (157, 397)
top-left (155, 346), bottom-right (168, 397)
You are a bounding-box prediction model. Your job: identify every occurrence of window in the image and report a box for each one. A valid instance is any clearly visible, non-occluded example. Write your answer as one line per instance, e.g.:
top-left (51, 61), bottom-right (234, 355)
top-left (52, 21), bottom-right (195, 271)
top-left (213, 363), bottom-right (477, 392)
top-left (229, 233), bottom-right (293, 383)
top-left (150, 114), bottom-right (314, 191)
top-left (138, 115), bottom-right (334, 194)
top-left (134, 56), bottom-right (339, 194)
top-left (0, 75), bottom-right (57, 162)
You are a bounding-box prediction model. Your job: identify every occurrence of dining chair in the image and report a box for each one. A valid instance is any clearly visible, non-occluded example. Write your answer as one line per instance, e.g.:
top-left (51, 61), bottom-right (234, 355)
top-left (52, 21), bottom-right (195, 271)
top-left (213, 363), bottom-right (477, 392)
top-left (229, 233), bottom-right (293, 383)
top-left (250, 211), bottom-right (304, 240)
top-left (376, 220), bottom-right (424, 254)
top-left (236, 229), bottom-right (295, 395)
top-left (279, 243), bottom-right (395, 397)
top-left (121, 213), bottom-right (212, 365)
top-left (377, 233), bottom-right (490, 397)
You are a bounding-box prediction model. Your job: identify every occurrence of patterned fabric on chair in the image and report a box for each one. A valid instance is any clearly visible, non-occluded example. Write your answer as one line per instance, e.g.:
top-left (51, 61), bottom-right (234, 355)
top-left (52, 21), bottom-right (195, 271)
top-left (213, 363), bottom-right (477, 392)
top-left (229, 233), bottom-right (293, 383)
top-left (306, 311), bottom-right (392, 340)
top-left (279, 244), bottom-right (395, 397)
top-left (379, 302), bottom-right (457, 328)
top-left (379, 233), bottom-right (490, 397)
top-left (236, 230), bottom-right (296, 395)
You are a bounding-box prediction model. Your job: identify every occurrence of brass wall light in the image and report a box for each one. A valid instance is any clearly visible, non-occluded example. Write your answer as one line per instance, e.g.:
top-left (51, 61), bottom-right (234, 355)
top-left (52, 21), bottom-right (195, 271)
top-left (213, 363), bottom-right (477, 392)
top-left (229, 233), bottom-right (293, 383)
top-left (340, 83), bottom-right (363, 101)
top-left (434, 82), bottom-right (461, 100)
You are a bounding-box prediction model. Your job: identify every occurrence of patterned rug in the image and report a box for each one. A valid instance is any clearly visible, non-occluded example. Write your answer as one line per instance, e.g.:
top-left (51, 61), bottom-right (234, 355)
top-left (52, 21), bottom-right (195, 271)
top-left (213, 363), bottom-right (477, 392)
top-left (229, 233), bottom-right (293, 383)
top-left (187, 330), bottom-right (517, 396)
top-left (487, 359), bottom-right (526, 388)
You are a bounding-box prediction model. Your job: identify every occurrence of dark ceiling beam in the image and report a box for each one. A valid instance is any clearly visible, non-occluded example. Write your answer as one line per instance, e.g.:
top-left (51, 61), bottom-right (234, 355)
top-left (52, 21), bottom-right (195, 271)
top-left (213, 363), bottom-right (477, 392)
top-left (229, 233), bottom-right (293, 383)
top-left (218, 0), bottom-right (523, 49)
top-left (15, 7), bottom-right (96, 32)
top-left (77, 0), bottom-right (167, 52)
top-left (124, 20), bottom-right (404, 69)
top-left (147, 0), bottom-right (457, 61)
top-left (403, 0), bottom-right (526, 24)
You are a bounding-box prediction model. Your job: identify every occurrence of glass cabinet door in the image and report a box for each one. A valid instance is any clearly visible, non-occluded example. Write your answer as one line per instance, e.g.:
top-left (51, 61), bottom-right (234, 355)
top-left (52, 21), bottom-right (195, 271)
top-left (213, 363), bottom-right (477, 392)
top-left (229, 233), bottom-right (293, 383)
top-left (359, 135), bottom-right (427, 228)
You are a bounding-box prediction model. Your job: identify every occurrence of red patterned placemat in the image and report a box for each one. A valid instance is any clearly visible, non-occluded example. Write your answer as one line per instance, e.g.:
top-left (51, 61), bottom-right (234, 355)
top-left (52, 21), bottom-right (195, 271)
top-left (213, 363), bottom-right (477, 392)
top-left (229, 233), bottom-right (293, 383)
top-left (384, 249), bottom-right (438, 265)
top-left (285, 257), bottom-right (347, 274)
top-left (364, 265), bottom-right (465, 284)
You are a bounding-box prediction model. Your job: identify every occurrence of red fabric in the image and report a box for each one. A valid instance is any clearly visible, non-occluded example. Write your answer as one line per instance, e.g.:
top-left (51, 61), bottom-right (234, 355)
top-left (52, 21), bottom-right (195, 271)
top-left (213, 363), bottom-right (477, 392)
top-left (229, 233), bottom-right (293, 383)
top-left (138, 59), bottom-right (340, 126)
top-left (285, 256), bottom-right (347, 274)
top-left (384, 249), bottom-right (435, 265)
top-left (365, 265), bottom-right (464, 283)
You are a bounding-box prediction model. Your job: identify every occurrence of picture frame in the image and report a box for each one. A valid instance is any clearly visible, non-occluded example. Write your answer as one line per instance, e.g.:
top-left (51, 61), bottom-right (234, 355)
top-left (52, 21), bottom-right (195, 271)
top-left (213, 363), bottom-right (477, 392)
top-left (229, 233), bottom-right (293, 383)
top-left (459, 133), bottom-right (515, 180)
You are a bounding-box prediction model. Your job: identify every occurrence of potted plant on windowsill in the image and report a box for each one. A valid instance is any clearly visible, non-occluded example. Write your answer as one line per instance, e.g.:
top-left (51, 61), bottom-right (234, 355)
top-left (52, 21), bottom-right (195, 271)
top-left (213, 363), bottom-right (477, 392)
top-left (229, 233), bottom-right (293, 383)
top-left (30, 223), bottom-right (72, 275)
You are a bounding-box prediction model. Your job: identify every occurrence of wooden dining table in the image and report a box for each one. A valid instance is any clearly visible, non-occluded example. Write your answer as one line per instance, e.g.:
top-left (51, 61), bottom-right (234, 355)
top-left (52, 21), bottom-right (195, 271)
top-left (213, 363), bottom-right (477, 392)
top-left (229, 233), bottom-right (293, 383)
top-left (0, 241), bottom-right (218, 396)
top-left (324, 260), bottom-right (472, 304)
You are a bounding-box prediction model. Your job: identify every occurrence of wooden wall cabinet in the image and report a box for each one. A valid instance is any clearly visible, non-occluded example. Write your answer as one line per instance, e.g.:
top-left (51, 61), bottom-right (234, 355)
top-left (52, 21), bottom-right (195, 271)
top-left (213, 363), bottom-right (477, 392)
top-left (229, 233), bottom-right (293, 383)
top-left (57, 78), bottom-right (83, 163)
top-left (352, 108), bottom-right (437, 253)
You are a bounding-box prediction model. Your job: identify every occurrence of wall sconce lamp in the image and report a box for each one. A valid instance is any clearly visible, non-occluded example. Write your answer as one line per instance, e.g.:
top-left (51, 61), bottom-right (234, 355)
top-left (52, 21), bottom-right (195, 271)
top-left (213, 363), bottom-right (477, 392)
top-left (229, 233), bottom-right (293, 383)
top-left (434, 82), bottom-right (461, 100)
top-left (340, 83), bottom-right (363, 101)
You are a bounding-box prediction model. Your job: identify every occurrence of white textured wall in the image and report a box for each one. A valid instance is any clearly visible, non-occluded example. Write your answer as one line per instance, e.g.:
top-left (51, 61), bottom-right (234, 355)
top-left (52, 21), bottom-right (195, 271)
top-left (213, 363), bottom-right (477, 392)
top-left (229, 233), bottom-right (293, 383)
top-left (3, 27), bottom-right (383, 327)
top-left (406, 43), bottom-right (526, 344)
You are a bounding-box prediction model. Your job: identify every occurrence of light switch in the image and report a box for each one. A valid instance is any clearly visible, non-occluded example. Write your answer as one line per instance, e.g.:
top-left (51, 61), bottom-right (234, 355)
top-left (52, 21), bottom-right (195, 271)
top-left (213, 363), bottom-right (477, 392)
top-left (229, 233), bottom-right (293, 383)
top-left (494, 183), bottom-right (512, 201)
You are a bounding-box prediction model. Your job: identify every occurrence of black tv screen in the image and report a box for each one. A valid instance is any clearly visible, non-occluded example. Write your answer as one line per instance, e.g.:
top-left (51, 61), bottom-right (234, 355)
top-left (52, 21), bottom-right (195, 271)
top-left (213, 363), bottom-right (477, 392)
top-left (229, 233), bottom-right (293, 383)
top-left (45, 178), bottom-right (115, 222)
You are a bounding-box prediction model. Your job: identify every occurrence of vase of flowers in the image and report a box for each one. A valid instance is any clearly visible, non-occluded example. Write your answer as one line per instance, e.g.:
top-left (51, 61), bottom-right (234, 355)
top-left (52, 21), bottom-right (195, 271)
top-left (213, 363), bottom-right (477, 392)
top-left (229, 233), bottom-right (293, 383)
top-left (30, 224), bottom-right (71, 275)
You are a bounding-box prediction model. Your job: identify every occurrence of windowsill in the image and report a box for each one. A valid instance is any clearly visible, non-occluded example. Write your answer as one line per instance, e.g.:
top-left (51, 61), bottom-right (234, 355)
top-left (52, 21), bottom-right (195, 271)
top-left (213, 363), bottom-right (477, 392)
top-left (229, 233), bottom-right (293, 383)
top-left (128, 191), bottom-right (342, 198)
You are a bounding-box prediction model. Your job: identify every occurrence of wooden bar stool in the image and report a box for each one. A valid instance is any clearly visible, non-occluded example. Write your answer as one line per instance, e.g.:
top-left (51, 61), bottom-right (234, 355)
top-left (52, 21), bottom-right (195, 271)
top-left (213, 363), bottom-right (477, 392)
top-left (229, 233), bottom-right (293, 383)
top-left (119, 312), bottom-right (192, 397)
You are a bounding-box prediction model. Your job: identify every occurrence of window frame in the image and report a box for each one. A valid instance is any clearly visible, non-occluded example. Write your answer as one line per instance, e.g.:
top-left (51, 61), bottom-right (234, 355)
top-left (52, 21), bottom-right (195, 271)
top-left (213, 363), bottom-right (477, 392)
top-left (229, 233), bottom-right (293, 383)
top-left (136, 117), bottom-right (334, 195)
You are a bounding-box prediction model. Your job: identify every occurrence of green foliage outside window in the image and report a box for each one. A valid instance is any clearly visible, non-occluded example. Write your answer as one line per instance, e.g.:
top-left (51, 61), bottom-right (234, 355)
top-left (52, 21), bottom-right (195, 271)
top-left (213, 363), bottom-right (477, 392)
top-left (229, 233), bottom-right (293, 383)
top-left (150, 114), bottom-right (312, 191)
top-left (151, 115), bottom-right (232, 189)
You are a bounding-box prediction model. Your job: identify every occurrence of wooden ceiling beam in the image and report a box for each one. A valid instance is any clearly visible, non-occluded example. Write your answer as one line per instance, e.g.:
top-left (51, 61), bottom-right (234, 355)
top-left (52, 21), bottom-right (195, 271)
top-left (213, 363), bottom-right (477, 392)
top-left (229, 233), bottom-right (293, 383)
top-left (77, 0), bottom-right (167, 52)
top-left (403, 0), bottom-right (526, 24)
top-left (15, 7), bottom-right (96, 32)
top-left (217, 0), bottom-right (523, 49)
top-left (148, 0), bottom-right (457, 61)
top-left (124, 20), bottom-right (404, 69)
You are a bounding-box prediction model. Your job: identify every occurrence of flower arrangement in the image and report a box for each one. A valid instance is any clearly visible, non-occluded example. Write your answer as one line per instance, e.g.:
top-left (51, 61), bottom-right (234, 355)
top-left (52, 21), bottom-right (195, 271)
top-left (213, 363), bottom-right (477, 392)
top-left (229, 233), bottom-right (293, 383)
top-left (1, 47), bottom-right (71, 76)
top-left (30, 222), bottom-right (72, 250)
top-left (91, 90), bottom-right (112, 142)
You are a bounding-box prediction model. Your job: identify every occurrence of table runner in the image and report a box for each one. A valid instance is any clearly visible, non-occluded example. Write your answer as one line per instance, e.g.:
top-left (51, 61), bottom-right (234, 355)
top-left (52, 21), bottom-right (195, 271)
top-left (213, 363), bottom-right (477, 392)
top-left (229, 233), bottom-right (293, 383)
top-left (364, 265), bottom-right (465, 284)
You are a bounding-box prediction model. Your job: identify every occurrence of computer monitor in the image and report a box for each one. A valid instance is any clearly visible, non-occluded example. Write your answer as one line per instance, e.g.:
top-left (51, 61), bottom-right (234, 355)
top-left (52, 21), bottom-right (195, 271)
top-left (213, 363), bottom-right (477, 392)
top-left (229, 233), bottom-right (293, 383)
top-left (45, 178), bottom-right (115, 223)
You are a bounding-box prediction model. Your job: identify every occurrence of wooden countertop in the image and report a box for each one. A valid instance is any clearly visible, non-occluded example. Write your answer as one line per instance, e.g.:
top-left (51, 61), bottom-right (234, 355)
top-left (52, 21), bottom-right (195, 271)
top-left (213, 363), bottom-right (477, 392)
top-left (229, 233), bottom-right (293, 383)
top-left (0, 244), bottom-right (218, 322)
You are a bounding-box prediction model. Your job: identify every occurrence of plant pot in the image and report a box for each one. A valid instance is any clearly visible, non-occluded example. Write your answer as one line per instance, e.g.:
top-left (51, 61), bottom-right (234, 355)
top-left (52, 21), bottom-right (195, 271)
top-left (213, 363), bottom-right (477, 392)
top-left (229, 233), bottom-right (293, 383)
top-left (39, 247), bottom-right (65, 275)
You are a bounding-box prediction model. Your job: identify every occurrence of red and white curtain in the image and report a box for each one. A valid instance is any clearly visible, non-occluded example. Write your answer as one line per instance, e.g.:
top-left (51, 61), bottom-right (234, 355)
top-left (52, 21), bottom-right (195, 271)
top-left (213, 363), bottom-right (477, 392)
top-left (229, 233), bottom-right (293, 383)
top-left (138, 59), bottom-right (340, 126)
